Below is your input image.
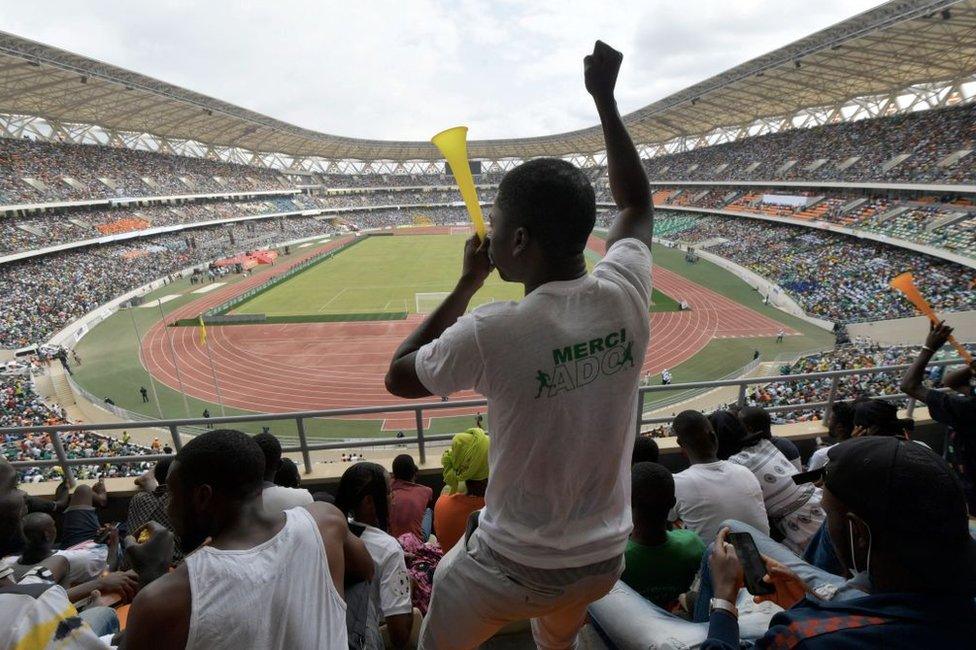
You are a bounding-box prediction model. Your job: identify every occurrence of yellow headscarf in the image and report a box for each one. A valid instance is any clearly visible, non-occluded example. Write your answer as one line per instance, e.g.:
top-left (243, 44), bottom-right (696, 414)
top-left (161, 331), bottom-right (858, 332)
top-left (442, 427), bottom-right (490, 494)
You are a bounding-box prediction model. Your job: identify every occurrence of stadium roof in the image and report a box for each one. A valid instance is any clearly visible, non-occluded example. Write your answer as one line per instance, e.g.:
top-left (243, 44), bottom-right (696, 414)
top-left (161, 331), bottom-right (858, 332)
top-left (0, 0), bottom-right (975, 165)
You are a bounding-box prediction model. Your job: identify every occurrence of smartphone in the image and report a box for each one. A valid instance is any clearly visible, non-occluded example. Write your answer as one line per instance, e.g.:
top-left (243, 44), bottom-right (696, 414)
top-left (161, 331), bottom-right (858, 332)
top-left (791, 468), bottom-right (824, 485)
top-left (347, 521), bottom-right (366, 538)
top-left (727, 532), bottom-right (775, 596)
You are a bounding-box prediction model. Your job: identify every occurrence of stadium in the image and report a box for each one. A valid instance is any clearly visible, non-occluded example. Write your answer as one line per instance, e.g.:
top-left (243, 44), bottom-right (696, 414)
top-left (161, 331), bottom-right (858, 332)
top-left (2, 1), bottom-right (976, 648)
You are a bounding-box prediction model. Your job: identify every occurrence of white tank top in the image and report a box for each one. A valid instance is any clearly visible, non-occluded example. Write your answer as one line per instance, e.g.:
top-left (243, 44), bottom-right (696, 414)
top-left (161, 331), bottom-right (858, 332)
top-left (185, 507), bottom-right (348, 650)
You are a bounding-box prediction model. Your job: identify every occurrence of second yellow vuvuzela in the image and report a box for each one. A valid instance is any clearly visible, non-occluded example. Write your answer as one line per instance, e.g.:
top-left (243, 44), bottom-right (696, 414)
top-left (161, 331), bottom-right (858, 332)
top-left (431, 126), bottom-right (486, 241)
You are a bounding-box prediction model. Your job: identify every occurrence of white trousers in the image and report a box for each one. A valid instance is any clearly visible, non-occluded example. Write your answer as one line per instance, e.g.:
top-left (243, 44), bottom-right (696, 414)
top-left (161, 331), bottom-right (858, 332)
top-left (419, 528), bottom-right (622, 650)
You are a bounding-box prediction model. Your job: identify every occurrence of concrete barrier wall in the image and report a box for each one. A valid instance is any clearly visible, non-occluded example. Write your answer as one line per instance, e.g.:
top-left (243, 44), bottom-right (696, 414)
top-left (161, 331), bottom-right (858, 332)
top-left (847, 310), bottom-right (976, 346)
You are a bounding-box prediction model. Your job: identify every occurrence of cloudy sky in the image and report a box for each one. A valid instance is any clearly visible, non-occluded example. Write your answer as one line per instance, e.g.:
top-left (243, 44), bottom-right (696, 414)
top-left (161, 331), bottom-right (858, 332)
top-left (0, 0), bottom-right (882, 141)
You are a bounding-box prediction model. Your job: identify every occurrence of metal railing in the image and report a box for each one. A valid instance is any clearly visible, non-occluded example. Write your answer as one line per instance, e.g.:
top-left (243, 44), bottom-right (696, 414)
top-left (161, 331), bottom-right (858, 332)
top-left (3, 356), bottom-right (966, 488)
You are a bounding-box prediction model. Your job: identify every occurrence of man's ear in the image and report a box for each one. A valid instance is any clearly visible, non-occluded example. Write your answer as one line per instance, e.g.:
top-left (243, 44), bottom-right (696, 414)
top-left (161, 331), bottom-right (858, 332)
top-left (512, 226), bottom-right (530, 257)
top-left (192, 484), bottom-right (214, 513)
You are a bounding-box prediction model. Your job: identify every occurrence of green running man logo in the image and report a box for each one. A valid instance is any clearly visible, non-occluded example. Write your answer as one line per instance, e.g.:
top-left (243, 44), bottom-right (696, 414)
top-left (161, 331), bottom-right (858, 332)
top-left (534, 328), bottom-right (635, 399)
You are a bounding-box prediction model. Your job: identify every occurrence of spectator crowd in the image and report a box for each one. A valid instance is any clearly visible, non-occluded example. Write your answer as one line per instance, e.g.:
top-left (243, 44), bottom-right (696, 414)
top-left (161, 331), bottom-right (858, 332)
top-left (641, 103), bottom-right (976, 184)
top-left (2, 377), bottom-right (153, 482)
top-left (656, 211), bottom-right (976, 322)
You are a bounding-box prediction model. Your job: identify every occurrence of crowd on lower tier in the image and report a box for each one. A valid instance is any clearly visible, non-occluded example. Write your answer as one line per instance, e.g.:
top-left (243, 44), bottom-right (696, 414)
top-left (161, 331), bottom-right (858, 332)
top-left (656, 211), bottom-right (976, 323)
top-left (744, 342), bottom-right (975, 423)
top-left (641, 102), bottom-right (976, 184)
top-left (1, 377), bottom-right (153, 482)
top-left (0, 216), bottom-right (337, 348)
top-left (643, 188), bottom-right (976, 259)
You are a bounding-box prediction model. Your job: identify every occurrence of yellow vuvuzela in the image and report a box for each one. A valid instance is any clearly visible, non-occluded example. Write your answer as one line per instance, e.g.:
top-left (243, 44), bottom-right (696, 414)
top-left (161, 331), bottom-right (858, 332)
top-left (431, 126), bottom-right (486, 241)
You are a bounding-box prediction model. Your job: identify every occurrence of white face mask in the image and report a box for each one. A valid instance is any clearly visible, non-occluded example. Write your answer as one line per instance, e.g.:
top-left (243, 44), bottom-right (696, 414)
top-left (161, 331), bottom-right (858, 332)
top-left (847, 518), bottom-right (873, 591)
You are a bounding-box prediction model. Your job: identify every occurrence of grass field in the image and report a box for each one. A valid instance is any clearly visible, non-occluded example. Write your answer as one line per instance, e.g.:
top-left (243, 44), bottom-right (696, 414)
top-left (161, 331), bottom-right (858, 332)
top-left (72, 233), bottom-right (833, 436)
top-left (233, 235), bottom-right (520, 316)
top-left (230, 234), bottom-right (680, 319)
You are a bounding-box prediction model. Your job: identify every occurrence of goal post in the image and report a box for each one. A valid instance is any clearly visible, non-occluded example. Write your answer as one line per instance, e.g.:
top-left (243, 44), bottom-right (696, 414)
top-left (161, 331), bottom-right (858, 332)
top-left (415, 292), bottom-right (495, 314)
top-left (449, 225), bottom-right (472, 236)
top-left (415, 292), bottom-right (451, 314)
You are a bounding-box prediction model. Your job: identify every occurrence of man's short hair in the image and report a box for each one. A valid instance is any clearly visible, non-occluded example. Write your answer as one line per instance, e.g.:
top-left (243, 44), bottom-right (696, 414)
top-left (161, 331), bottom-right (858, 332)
top-left (852, 400), bottom-right (904, 437)
top-left (495, 158), bottom-right (596, 257)
top-left (632, 437), bottom-right (660, 465)
top-left (829, 401), bottom-right (857, 439)
top-left (274, 458), bottom-right (301, 489)
top-left (175, 429), bottom-right (265, 500)
top-left (672, 410), bottom-right (716, 455)
top-left (20, 512), bottom-right (53, 548)
top-left (631, 462), bottom-right (675, 524)
top-left (738, 406), bottom-right (772, 439)
top-left (153, 457), bottom-right (174, 485)
top-left (336, 462), bottom-right (390, 532)
top-left (252, 432), bottom-right (282, 474)
top-left (709, 410), bottom-right (750, 459)
top-left (392, 454), bottom-right (418, 481)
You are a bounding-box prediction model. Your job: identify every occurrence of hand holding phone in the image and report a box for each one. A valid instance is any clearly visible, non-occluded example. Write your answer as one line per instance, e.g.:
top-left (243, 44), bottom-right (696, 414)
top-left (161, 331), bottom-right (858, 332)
top-left (727, 532), bottom-right (775, 596)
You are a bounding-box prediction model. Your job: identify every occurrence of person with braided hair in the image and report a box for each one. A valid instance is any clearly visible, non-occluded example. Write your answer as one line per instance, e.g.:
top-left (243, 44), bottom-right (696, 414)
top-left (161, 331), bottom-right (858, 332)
top-left (433, 428), bottom-right (490, 553)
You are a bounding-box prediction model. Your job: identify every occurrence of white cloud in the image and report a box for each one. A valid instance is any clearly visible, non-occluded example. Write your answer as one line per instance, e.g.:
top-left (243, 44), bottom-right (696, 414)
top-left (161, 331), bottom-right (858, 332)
top-left (0, 0), bottom-right (882, 140)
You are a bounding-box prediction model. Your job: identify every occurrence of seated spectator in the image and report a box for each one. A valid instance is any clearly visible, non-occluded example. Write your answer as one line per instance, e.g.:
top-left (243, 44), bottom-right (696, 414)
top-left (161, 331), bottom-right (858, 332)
top-left (60, 479), bottom-right (108, 549)
top-left (738, 406), bottom-right (801, 470)
top-left (711, 410), bottom-right (824, 553)
top-left (389, 454), bottom-right (433, 540)
top-left (274, 458), bottom-right (302, 488)
top-left (253, 432), bottom-right (312, 516)
top-left (126, 457), bottom-right (183, 562)
top-left (335, 462), bottom-right (413, 649)
top-left (851, 399), bottom-right (912, 438)
top-left (0, 489), bottom-right (174, 646)
top-left (123, 429), bottom-right (374, 649)
top-left (432, 428), bottom-right (489, 552)
top-left (701, 437), bottom-right (976, 648)
top-left (632, 436), bottom-right (660, 465)
top-left (622, 462), bottom-right (704, 609)
top-left (670, 411), bottom-right (769, 541)
top-left (807, 401), bottom-right (856, 471)
top-left (3, 511), bottom-right (117, 585)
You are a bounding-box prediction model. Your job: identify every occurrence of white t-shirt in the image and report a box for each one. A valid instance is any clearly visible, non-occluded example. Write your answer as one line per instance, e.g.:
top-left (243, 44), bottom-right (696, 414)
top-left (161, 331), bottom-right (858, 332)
top-left (261, 485), bottom-right (313, 516)
top-left (359, 525), bottom-right (412, 619)
top-left (416, 238), bottom-right (652, 568)
top-left (670, 461), bottom-right (770, 542)
top-left (2, 545), bottom-right (107, 586)
top-left (807, 444), bottom-right (833, 471)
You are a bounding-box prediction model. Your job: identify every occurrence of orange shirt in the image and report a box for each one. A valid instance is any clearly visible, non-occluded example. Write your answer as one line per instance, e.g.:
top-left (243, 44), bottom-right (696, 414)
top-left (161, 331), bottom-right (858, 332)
top-left (389, 478), bottom-right (433, 540)
top-left (433, 493), bottom-right (485, 553)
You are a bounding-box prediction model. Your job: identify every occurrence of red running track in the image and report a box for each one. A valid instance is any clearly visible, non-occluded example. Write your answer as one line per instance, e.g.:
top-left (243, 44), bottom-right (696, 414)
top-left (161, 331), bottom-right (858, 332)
top-left (141, 235), bottom-right (795, 430)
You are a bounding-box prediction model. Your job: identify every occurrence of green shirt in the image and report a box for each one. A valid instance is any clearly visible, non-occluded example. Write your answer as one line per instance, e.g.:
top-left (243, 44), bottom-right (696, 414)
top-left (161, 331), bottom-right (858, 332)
top-left (621, 529), bottom-right (705, 608)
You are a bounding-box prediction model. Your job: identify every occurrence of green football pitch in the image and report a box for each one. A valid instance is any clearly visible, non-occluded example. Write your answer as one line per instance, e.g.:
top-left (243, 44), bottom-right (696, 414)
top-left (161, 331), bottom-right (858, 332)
top-left (230, 234), bottom-right (679, 318)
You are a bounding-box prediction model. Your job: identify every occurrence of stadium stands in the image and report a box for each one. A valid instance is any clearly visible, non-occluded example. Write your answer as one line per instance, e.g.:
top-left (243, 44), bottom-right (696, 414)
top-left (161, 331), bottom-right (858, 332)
top-left (0, 138), bottom-right (291, 203)
top-left (634, 187), bottom-right (975, 259)
top-left (655, 211), bottom-right (976, 322)
top-left (0, 216), bottom-right (338, 348)
top-left (641, 103), bottom-right (976, 184)
top-left (2, 376), bottom-right (152, 482)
